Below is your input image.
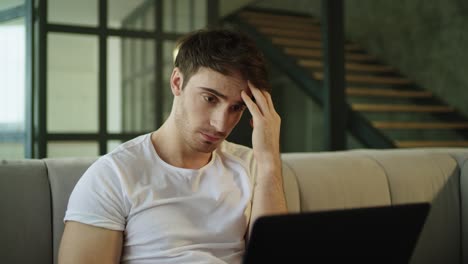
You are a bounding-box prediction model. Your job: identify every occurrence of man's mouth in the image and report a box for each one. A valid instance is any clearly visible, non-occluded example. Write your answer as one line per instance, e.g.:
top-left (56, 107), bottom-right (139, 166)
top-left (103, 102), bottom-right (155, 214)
top-left (200, 132), bottom-right (222, 142)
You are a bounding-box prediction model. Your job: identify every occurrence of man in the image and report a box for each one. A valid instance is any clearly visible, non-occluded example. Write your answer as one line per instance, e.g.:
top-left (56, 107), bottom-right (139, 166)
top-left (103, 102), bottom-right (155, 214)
top-left (58, 28), bottom-right (287, 264)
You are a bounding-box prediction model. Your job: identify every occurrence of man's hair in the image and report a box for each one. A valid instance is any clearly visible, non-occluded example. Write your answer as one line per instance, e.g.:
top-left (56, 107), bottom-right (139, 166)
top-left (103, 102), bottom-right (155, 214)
top-left (174, 28), bottom-right (271, 92)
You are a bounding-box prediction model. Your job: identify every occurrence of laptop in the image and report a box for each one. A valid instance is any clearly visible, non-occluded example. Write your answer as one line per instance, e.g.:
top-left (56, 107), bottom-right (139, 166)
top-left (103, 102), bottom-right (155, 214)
top-left (243, 202), bottom-right (430, 264)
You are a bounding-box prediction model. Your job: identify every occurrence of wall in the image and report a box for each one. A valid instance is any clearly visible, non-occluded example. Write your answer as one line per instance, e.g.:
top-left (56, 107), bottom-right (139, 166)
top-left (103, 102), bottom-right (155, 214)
top-left (345, 0), bottom-right (468, 117)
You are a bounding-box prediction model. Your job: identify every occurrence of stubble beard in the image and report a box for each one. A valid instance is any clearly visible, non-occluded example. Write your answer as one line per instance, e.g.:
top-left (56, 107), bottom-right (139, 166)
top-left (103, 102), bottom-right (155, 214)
top-left (174, 101), bottom-right (218, 154)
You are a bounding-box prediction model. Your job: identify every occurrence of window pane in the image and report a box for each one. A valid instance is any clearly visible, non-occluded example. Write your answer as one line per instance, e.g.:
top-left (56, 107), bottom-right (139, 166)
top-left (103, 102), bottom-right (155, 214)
top-left (0, 18), bottom-right (25, 159)
top-left (163, 0), bottom-right (207, 33)
top-left (163, 0), bottom-right (187, 33)
top-left (48, 141), bottom-right (98, 158)
top-left (108, 0), bottom-right (155, 31)
top-left (162, 41), bottom-right (176, 122)
top-left (142, 75), bottom-right (156, 131)
top-left (107, 140), bottom-right (122, 153)
top-left (48, 0), bottom-right (98, 26)
top-left (1, 1), bottom-right (24, 10)
top-left (108, 37), bottom-right (156, 133)
top-left (107, 37), bottom-right (122, 133)
top-left (193, 0), bottom-right (207, 30)
top-left (0, 140), bottom-right (24, 159)
top-left (47, 33), bottom-right (98, 133)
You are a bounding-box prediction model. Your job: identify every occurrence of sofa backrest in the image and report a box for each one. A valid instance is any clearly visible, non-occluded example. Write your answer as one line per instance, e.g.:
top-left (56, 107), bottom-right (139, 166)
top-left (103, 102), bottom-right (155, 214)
top-left (0, 160), bottom-right (52, 264)
top-left (1, 148), bottom-right (467, 264)
top-left (44, 157), bottom-right (97, 264)
top-left (281, 148), bottom-right (468, 264)
top-left (459, 152), bottom-right (468, 264)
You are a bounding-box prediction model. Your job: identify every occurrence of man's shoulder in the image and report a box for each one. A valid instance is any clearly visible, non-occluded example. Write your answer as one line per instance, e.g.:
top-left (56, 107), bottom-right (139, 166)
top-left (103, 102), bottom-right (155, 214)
top-left (107, 133), bottom-right (150, 156)
top-left (90, 133), bottom-right (153, 171)
top-left (218, 140), bottom-right (254, 162)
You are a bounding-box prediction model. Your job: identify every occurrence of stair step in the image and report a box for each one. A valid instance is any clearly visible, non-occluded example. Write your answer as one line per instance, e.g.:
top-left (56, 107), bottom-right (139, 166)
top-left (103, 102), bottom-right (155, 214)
top-left (243, 17), bottom-right (321, 31)
top-left (258, 27), bottom-right (321, 39)
top-left (395, 141), bottom-right (468, 148)
top-left (239, 10), bottom-right (468, 149)
top-left (352, 103), bottom-right (454, 113)
top-left (285, 48), bottom-right (375, 61)
top-left (271, 38), bottom-right (361, 51)
top-left (299, 59), bottom-right (394, 73)
top-left (346, 87), bottom-right (432, 98)
top-left (239, 11), bottom-right (319, 24)
top-left (313, 72), bottom-right (412, 85)
top-left (373, 121), bottom-right (468, 129)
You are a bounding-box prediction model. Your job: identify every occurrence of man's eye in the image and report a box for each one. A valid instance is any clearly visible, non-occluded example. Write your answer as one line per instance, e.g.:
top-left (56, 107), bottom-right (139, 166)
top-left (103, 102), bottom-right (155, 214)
top-left (231, 104), bottom-right (246, 112)
top-left (203, 96), bottom-right (216, 103)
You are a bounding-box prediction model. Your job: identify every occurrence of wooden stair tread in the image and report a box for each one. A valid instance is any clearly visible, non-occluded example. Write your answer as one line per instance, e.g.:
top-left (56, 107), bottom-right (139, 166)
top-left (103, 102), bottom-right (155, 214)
top-left (346, 87), bottom-right (432, 98)
top-left (273, 38), bottom-right (322, 48)
top-left (299, 59), bottom-right (394, 73)
top-left (396, 141), bottom-right (468, 148)
top-left (345, 75), bottom-right (412, 85)
top-left (285, 48), bottom-right (375, 61)
top-left (244, 17), bottom-right (321, 31)
top-left (373, 121), bottom-right (468, 129)
top-left (258, 27), bottom-right (321, 39)
top-left (352, 104), bottom-right (454, 112)
top-left (240, 10), bottom-right (468, 149)
top-left (239, 11), bottom-right (319, 24)
top-left (314, 72), bottom-right (412, 85)
top-left (272, 38), bottom-right (361, 51)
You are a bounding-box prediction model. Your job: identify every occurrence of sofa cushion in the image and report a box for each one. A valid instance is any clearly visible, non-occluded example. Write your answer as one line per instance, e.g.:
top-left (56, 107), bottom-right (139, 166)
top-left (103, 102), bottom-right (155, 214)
top-left (281, 151), bottom-right (392, 212)
top-left (359, 149), bottom-right (461, 264)
top-left (45, 157), bottom-right (97, 264)
top-left (0, 159), bottom-right (52, 264)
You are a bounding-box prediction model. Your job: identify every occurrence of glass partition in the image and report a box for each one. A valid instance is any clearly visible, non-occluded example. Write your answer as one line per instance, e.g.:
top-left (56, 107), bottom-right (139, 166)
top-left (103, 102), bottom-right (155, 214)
top-left (48, 141), bottom-right (99, 157)
top-left (0, 15), bottom-right (26, 159)
top-left (108, 0), bottom-right (153, 30)
top-left (108, 37), bottom-right (156, 133)
top-left (48, 0), bottom-right (98, 26)
top-left (47, 33), bottom-right (98, 133)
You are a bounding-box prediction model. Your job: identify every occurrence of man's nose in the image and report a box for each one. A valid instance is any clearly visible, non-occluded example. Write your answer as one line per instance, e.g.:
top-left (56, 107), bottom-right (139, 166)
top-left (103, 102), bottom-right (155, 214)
top-left (210, 109), bottom-right (229, 133)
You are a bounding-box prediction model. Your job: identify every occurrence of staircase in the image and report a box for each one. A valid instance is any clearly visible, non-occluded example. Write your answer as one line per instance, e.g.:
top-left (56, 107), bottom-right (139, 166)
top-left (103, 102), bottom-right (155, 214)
top-left (225, 8), bottom-right (468, 148)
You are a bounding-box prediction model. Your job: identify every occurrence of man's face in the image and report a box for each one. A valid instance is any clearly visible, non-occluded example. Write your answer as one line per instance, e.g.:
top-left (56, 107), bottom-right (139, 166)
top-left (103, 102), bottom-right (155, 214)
top-left (171, 67), bottom-right (249, 153)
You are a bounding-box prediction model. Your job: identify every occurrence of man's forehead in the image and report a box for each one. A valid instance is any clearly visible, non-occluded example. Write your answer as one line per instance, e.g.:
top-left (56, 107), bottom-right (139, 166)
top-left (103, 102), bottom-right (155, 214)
top-left (193, 68), bottom-right (247, 89)
top-left (197, 86), bottom-right (248, 103)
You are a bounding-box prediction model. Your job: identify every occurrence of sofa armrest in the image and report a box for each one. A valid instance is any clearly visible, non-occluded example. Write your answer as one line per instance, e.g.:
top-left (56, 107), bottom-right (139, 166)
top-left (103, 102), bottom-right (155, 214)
top-left (0, 160), bottom-right (52, 264)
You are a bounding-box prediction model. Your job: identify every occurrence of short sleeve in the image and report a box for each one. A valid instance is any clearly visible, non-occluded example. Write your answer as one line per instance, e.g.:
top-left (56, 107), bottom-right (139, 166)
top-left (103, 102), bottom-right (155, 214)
top-left (64, 157), bottom-right (128, 231)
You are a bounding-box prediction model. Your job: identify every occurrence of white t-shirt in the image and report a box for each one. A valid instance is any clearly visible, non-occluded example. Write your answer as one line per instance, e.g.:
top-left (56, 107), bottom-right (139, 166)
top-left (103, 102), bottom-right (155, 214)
top-left (64, 133), bottom-right (256, 264)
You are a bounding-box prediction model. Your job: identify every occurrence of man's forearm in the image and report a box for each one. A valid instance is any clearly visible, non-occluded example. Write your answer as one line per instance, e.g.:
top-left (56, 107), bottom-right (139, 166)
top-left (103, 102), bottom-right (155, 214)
top-left (248, 160), bottom-right (288, 237)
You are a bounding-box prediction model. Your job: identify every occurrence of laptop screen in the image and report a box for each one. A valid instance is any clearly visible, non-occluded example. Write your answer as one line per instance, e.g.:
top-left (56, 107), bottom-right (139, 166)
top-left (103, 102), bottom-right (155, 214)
top-left (243, 202), bottom-right (430, 264)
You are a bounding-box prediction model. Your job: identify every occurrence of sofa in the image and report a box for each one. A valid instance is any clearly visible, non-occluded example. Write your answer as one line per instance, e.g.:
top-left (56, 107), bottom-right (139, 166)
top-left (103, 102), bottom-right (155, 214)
top-left (1, 148), bottom-right (467, 264)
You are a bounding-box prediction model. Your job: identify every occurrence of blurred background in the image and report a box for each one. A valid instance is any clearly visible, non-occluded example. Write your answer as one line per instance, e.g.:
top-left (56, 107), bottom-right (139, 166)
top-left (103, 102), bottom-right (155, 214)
top-left (1, 0), bottom-right (468, 159)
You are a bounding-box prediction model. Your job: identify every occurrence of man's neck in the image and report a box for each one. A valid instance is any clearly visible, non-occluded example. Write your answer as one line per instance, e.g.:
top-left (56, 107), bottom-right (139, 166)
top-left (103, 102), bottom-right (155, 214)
top-left (151, 121), bottom-right (212, 169)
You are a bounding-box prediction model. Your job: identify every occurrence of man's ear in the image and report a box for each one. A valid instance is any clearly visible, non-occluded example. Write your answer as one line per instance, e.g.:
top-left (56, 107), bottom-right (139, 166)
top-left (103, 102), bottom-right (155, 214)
top-left (170, 67), bottom-right (184, 96)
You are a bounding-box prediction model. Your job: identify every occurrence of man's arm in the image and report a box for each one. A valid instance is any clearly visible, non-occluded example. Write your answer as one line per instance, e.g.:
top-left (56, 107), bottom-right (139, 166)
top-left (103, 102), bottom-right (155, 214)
top-left (241, 81), bottom-right (288, 239)
top-left (58, 221), bottom-right (123, 264)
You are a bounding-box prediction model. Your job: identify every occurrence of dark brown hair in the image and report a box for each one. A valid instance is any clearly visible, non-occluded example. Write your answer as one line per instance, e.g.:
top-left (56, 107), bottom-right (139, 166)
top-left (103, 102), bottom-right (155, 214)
top-left (174, 28), bottom-right (271, 92)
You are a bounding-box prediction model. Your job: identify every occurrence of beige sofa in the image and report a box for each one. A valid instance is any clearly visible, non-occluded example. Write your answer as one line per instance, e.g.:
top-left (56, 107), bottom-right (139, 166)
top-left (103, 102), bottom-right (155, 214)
top-left (1, 148), bottom-right (467, 263)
